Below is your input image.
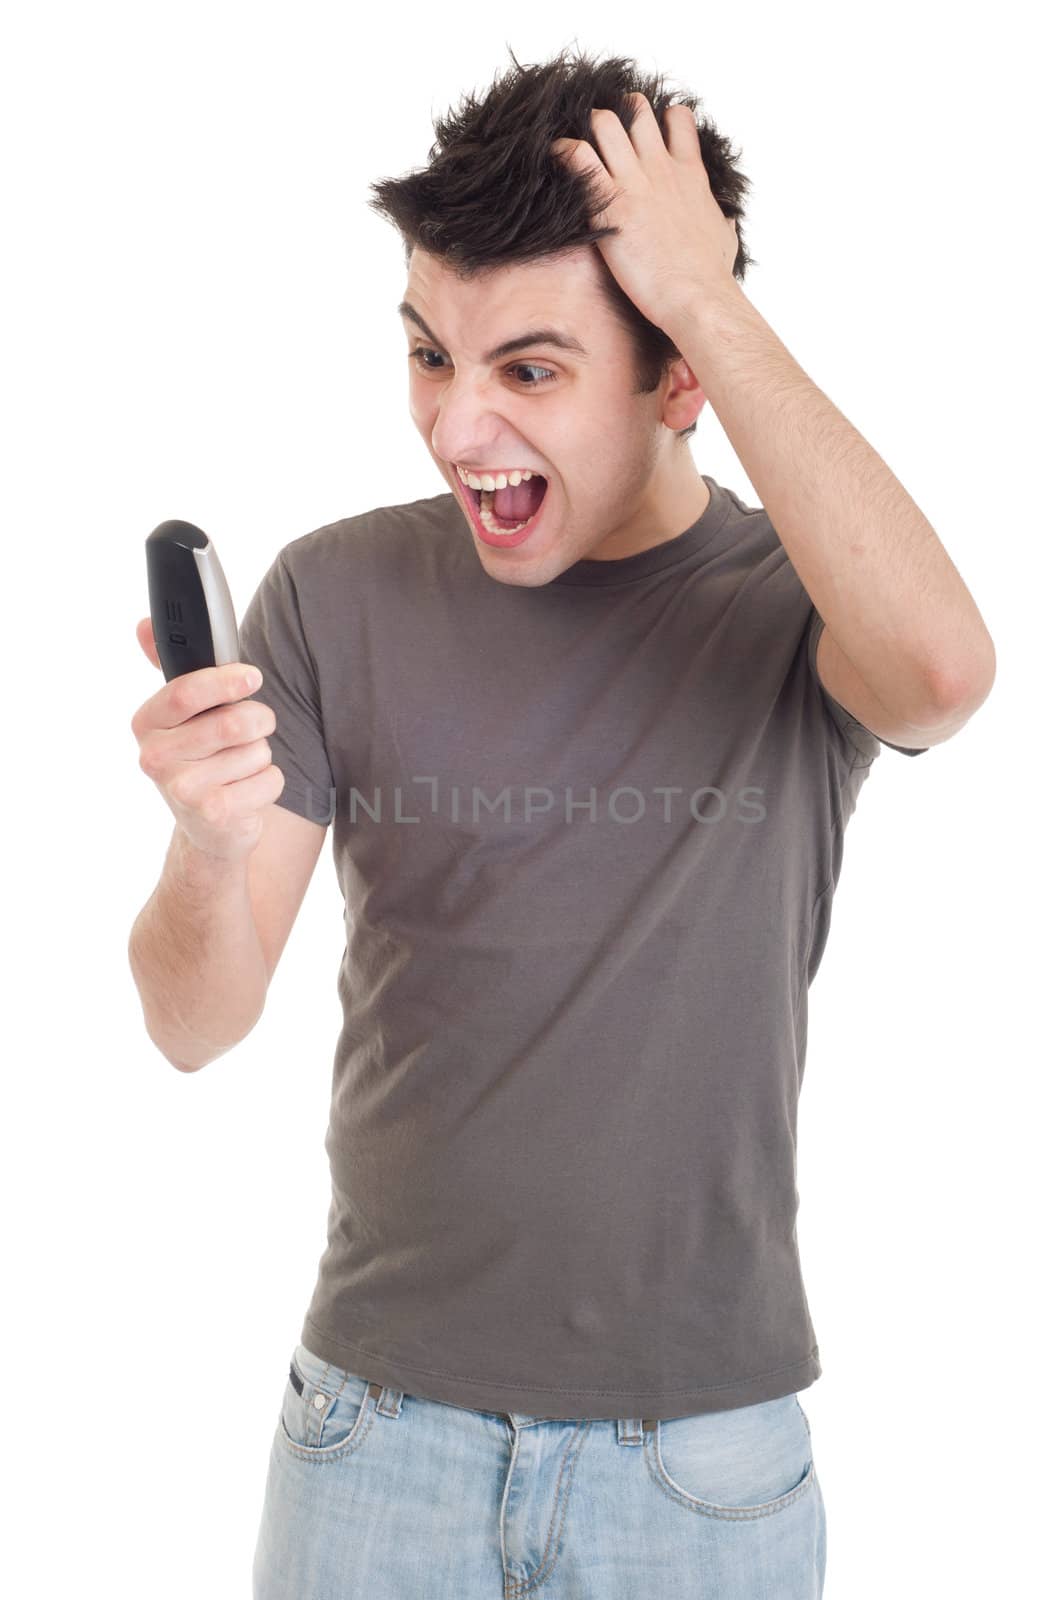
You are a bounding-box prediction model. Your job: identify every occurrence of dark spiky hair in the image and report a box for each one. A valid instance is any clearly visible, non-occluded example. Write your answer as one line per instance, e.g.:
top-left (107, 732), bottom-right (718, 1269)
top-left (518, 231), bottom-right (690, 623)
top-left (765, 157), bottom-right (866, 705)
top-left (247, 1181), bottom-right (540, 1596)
top-left (367, 41), bottom-right (756, 444)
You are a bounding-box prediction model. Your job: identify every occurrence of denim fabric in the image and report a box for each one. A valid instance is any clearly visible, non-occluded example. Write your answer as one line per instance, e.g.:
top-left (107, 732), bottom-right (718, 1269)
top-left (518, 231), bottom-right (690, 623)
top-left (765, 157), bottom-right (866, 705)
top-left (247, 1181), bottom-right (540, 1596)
top-left (252, 1340), bottom-right (826, 1598)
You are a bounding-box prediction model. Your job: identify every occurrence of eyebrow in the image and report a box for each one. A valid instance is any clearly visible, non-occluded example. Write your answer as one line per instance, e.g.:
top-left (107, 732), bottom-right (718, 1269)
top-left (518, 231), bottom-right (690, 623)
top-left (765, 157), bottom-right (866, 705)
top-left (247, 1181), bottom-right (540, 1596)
top-left (397, 300), bottom-right (589, 363)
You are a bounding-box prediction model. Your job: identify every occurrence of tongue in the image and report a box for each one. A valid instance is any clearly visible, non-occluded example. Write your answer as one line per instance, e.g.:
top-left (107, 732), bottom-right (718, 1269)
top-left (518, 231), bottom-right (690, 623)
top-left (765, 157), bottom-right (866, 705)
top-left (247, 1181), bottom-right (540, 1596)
top-left (490, 477), bottom-right (545, 520)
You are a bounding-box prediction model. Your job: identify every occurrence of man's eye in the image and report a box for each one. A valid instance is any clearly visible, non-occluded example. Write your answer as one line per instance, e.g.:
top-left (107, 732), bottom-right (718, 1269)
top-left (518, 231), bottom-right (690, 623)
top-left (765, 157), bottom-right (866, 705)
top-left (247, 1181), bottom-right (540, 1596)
top-left (407, 348), bottom-right (558, 387)
top-left (509, 363), bottom-right (558, 387)
top-left (409, 347), bottom-right (446, 371)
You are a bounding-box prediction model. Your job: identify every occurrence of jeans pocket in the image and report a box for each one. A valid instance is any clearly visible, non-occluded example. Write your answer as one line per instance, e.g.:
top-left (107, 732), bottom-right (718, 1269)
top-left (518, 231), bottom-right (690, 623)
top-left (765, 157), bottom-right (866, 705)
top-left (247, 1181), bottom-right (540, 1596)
top-left (278, 1341), bottom-right (374, 1461)
top-left (648, 1393), bottom-right (815, 1519)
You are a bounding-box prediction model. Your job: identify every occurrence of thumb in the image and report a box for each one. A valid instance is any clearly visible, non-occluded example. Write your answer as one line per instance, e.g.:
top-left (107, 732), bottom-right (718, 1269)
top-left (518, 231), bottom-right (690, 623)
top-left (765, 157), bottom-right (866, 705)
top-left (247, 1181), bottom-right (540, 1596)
top-left (136, 616), bottom-right (162, 671)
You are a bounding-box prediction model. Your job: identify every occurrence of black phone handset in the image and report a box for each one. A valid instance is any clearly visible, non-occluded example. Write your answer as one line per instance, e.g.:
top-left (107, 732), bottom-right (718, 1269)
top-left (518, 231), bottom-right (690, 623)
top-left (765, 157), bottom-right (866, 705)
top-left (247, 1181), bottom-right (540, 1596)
top-left (146, 520), bottom-right (240, 682)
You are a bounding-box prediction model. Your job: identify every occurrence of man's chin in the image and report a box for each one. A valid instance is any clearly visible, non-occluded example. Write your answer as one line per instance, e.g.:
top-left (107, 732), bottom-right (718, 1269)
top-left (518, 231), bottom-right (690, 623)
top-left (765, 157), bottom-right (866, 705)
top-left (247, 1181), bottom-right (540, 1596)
top-left (474, 546), bottom-right (559, 588)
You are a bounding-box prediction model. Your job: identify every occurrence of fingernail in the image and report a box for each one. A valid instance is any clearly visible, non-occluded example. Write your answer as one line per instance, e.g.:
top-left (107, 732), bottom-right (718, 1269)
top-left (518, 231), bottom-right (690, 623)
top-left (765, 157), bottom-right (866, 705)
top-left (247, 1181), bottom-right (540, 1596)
top-left (245, 667), bottom-right (262, 690)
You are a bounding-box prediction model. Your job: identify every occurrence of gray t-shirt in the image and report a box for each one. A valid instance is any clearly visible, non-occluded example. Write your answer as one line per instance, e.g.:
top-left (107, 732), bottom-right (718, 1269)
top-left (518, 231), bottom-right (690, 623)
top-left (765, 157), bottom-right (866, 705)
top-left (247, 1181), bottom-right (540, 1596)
top-left (238, 473), bottom-right (926, 1422)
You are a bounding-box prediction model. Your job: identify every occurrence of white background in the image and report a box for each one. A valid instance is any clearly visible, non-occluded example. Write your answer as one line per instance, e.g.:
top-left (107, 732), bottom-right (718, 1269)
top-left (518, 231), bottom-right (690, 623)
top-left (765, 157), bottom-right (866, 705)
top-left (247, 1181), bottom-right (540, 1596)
top-left (3, 3), bottom-right (1058, 1595)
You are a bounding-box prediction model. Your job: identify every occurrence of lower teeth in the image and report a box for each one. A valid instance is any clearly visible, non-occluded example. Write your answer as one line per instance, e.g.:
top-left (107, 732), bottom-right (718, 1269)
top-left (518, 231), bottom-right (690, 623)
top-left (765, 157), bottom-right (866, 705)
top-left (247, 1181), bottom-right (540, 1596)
top-left (479, 489), bottom-right (532, 536)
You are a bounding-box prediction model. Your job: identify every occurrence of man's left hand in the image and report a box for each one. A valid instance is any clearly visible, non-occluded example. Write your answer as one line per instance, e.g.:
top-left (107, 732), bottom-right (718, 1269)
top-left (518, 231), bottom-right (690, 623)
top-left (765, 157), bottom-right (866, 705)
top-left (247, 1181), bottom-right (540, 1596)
top-left (551, 92), bottom-right (740, 337)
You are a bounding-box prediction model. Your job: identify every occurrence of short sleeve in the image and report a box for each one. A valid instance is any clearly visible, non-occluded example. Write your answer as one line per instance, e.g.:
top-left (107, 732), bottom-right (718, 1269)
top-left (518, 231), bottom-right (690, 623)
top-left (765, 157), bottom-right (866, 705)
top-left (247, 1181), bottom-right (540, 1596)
top-left (806, 609), bottom-right (928, 759)
top-left (237, 548), bottom-right (336, 825)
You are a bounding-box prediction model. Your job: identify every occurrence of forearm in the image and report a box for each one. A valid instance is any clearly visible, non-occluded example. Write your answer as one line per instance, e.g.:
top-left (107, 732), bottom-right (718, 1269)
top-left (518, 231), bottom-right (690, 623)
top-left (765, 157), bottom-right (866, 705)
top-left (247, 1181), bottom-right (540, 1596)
top-left (668, 281), bottom-right (995, 721)
top-left (128, 827), bottom-right (268, 1071)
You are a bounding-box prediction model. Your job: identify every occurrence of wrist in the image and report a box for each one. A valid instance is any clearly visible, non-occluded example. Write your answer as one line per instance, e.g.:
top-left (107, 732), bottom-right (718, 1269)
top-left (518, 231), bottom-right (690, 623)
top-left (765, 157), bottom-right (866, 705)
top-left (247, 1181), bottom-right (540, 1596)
top-left (170, 825), bottom-right (252, 894)
top-left (663, 275), bottom-right (754, 353)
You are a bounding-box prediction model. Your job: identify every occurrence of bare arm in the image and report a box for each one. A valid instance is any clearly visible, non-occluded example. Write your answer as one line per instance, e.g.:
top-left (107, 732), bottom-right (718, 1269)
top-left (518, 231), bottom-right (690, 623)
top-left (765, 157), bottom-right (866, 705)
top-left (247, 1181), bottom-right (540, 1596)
top-left (127, 618), bottom-right (327, 1072)
top-left (128, 824), bottom-right (268, 1072)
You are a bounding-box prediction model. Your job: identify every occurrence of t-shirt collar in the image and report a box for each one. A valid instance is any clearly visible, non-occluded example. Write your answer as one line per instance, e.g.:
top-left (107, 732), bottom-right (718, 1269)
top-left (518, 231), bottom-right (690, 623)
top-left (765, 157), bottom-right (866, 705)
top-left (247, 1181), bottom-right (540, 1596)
top-left (548, 475), bottom-right (730, 588)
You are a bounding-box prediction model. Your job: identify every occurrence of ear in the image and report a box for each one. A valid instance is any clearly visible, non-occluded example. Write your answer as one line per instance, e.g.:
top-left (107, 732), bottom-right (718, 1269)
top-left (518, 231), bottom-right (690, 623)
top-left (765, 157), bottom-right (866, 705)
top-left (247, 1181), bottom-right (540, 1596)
top-left (660, 355), bottom-right (708, 434)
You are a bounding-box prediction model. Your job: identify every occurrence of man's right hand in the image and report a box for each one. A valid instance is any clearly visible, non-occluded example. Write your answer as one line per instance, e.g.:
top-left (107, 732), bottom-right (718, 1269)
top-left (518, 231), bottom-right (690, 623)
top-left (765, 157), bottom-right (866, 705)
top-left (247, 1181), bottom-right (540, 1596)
top-left (131, 618), bottom-right (285, 862)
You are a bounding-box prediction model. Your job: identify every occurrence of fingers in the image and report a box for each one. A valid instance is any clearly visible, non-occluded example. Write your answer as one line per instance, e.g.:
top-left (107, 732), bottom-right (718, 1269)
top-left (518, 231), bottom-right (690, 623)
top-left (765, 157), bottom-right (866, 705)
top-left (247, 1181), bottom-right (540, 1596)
top-left (139, 697), bottom-right (277, 777)
top-left (130, 660), bottom-right (262, 742)
top-left (662, 102), bottom-right (703, 163)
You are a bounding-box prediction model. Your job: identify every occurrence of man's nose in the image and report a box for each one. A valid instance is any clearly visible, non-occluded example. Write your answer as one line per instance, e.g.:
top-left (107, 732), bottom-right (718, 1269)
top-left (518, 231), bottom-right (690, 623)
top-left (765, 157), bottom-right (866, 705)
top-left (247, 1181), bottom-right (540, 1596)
top-left (427, 380), bottom-right (507, 461)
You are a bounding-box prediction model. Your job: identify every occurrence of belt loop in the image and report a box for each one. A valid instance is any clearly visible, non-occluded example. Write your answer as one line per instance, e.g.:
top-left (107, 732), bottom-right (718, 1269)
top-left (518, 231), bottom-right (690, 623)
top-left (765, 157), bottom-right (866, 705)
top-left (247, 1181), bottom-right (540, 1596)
top-left (617, 1418), bottom-right (646, 1445)
top-left (368, 1381), bottom-right (404, 1418)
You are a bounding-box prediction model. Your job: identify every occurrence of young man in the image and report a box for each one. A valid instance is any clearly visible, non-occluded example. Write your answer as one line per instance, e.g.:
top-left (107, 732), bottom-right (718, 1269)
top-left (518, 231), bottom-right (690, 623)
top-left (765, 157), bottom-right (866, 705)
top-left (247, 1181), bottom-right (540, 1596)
top-left (129, 47), bottom-right (994, 1600)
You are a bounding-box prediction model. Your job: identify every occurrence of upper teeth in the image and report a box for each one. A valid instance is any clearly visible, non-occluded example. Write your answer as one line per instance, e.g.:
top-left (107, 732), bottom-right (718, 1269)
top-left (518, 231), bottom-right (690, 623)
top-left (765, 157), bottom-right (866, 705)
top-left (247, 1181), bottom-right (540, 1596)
top-left (457, 466), bottom-right (538, 491)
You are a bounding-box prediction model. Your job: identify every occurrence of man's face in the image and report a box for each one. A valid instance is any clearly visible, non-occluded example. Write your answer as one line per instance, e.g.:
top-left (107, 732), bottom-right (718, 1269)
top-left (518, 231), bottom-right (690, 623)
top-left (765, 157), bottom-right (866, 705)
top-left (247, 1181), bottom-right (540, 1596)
top-left (400, 246), bottom-right (709, 587)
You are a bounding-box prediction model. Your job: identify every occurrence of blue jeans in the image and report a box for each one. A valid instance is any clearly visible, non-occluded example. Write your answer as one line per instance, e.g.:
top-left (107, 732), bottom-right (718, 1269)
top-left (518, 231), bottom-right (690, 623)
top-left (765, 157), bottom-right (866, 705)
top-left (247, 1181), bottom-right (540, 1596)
top-left (253, 1339), bottom-right (827, 1598)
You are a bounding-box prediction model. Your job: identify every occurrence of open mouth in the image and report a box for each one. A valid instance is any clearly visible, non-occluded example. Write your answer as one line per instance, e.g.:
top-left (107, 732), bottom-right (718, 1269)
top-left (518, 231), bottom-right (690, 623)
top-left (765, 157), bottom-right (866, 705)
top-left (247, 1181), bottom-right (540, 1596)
top-left (455, 470), bottom-right (550, 545)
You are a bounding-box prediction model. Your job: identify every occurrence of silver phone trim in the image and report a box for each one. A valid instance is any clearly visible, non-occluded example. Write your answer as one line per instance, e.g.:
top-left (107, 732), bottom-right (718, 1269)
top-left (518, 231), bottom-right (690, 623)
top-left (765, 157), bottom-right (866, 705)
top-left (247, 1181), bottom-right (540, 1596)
top-left (193, 542), bottom-right (240, 666)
